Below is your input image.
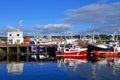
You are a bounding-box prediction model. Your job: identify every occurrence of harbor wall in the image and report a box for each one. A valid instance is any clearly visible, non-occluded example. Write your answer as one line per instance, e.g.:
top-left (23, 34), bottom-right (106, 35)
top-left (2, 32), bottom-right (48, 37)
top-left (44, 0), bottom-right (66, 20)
top-left (0, 44), bottom-right (57, 62)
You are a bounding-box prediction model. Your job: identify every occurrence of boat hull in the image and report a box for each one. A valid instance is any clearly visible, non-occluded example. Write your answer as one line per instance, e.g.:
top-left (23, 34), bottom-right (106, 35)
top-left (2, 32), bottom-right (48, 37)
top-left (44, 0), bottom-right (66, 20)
top-left (91, 50), bottom-right (120, 57)
top-left (56, 49), bottom-right (88, 59)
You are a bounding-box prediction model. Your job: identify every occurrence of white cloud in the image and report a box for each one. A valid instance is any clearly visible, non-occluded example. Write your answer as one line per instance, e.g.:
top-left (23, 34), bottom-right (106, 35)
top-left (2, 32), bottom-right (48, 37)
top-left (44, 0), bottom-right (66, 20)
top-left (34, 24), bottom-right (72, 33)
top-left (0, 24), bottom-right (72, 36)
top-left (0, 26), bottom-right (21, 36)
top-left (5, 25), bottom-right (20, 32)
top-left (63, 2), bottom-right (120, 34)
top-left (63, 2), bottom-right (120, 25)
top-left (78, 25), bottom-right (120, 35)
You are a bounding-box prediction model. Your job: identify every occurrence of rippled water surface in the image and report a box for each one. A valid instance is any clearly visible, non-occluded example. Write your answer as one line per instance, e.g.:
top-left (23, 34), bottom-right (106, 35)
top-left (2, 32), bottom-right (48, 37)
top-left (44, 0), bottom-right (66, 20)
top-left (0, 59), bottom-right (120, 80)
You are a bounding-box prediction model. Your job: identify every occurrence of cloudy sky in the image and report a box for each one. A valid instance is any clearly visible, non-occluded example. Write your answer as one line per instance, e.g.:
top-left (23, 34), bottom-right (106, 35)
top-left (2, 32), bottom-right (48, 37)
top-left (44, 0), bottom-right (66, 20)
top-left (0, 0), bottom-right (120, 36)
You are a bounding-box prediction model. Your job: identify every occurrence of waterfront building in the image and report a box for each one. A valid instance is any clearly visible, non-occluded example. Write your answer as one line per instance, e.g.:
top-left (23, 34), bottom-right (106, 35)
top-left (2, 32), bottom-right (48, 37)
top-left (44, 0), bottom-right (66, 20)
top-left (7, 31), bottom-right (23, 44)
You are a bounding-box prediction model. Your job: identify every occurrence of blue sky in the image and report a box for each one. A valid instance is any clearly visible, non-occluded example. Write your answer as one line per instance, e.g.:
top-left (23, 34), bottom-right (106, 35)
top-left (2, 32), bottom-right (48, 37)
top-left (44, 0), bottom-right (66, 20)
top-left (0, 0), bottom-right (120, 36)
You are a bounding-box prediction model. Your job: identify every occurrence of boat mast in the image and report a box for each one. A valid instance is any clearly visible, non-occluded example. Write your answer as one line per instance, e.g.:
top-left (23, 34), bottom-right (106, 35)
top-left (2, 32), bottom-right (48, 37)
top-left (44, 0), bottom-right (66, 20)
top-left (97, 32), bottom-right (102, 44)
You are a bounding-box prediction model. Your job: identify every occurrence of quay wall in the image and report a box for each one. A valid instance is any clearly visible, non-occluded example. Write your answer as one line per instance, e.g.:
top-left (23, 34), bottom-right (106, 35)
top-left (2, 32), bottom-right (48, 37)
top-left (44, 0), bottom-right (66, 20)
top-left (0, 44), bottom-right (57, 53)
top-left (0, 44), bottom-right (57, 62)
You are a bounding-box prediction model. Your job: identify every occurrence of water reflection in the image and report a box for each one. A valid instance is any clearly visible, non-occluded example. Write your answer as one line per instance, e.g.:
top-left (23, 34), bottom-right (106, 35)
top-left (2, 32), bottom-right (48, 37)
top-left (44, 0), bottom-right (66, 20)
top-left (97, 58), bottom-right (120, 75)
top-left (57, 57), bottom-right (87, 72)
top-left (7, 62), bottom-right (24, 74)
top-left (91, 58), bottom-right (120, 80)
top-left (0, 56), bottom-right (120, 80)
top-left (57, 56), bottom-right (120, 80)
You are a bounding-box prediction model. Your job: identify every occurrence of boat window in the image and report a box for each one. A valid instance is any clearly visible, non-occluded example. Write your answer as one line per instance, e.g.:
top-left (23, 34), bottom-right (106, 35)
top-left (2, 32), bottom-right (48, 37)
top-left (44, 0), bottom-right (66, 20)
top-left (65, 48), bottom-right (69, 51)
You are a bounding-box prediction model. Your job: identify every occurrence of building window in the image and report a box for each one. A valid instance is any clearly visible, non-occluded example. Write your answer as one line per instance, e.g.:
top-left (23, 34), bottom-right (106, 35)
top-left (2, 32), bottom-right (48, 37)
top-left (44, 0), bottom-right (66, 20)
top-left (17, 34), bottom-right (20, 36)
top-left (9, 34), bottom-right (12, 36)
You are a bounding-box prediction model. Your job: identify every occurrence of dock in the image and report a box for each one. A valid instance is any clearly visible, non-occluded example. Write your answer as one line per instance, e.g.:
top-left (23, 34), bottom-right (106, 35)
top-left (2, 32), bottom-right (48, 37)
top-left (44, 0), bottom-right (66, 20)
top-left (0, 44), bottom-right (57, 62)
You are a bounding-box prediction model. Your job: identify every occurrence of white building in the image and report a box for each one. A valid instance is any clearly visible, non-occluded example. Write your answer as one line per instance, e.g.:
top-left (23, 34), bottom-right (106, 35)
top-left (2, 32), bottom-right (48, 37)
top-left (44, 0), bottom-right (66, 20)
top-left (7, 31), bottom-right (23, 44)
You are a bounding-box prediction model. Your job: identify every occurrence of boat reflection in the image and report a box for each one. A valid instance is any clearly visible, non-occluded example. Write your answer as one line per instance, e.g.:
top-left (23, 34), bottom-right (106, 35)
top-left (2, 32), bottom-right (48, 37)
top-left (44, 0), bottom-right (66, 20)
top-left (57, 56), bottom-right (120, 79)
top-left (96, 57), bottom-right (120, 75)
top-left (90, 56), bottom-right (120, 80)
top-left (7, 62), bottom-right (24, 74)
top-left (57, 56), bottom-right (88, 71)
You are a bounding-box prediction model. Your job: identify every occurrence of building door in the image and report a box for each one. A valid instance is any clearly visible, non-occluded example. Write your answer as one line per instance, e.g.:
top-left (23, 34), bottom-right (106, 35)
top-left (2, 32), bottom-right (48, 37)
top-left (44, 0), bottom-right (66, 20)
top-left (16, 39), bottom-right (20, 44)
top-left (9, 39), bottom-right (13, 44)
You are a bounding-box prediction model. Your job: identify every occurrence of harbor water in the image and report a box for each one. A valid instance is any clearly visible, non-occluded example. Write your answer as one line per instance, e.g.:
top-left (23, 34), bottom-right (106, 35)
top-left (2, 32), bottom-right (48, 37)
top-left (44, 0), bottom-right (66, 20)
top-left (0, 58), bottom-right (120, 80)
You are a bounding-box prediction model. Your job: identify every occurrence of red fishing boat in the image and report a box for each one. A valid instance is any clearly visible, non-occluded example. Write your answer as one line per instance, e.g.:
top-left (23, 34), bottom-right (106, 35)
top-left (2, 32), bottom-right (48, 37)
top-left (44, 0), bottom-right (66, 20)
top-left (56, 47), bottom-right (88, 59)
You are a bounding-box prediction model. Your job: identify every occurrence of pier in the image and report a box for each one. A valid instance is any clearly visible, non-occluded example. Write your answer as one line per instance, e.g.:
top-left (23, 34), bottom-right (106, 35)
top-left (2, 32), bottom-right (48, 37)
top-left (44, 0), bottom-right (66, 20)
top-left (0, 44), bottom-right (57, 62)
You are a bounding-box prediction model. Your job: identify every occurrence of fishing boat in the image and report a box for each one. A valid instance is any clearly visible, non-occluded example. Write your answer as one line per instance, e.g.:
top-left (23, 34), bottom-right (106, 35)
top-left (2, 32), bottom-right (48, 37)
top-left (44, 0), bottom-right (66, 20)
top-left (39, 46), bottom-right (44, 52)
top-left (90, 32), bottom-right (120, 58)
top-left (56, 37), bottom-right (88, 59)
top-left (88, 43), bottom-right (120, 58)
top-left (31, 46), bottom-right (37, 52)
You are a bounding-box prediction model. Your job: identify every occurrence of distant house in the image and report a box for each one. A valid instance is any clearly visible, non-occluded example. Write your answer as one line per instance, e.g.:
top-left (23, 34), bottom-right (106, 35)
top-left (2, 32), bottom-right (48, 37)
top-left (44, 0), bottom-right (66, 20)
top-left (7, 31), bottom-right (23, 44)
top-left (23, 36), bottom-right (30, 44)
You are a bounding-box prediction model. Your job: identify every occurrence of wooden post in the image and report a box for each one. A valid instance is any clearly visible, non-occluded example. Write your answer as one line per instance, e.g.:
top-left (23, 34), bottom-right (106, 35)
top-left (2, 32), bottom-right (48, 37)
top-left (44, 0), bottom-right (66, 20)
top-left (36, 45), bottom-right (38, 53)
top-left (26, 46), bottom-right (29, 62)
top-left (7, 46), bottom-right (9, 62)
top-left (45, 46), bottom-right (47, 61)
top-left (27, 46), bottom-right (29, 53)
top-left (17, 46), bottom-right (20, 62)
top-left (36, 46), bottom-right (38, 62)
